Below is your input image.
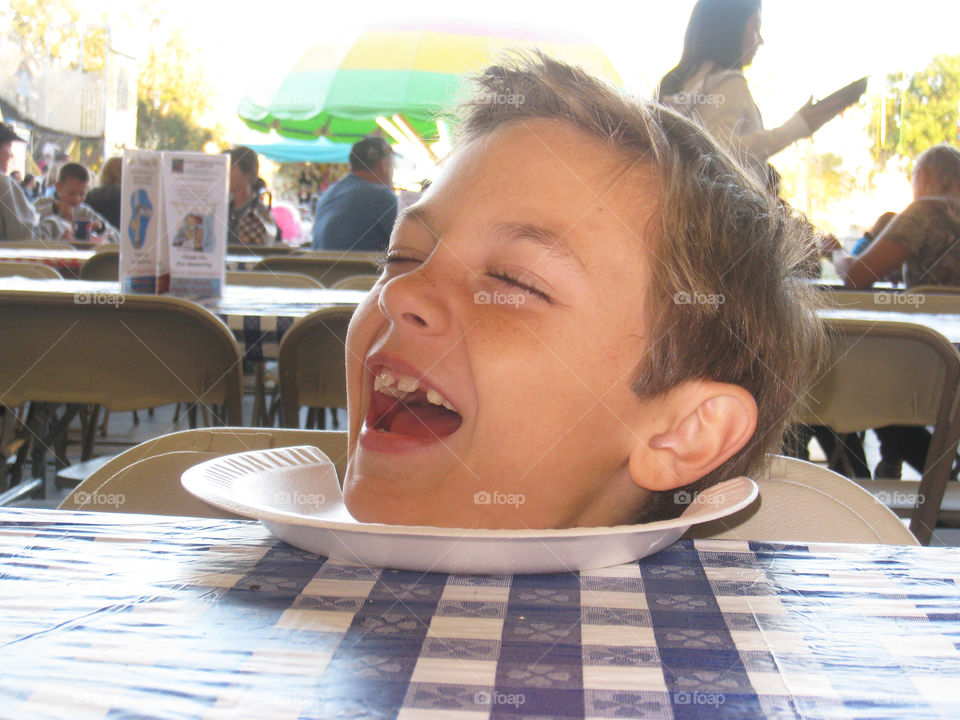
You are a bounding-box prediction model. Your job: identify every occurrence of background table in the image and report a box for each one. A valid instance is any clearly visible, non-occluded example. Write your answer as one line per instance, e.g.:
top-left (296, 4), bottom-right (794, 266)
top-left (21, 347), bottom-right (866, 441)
top-left (2, 508), bottom-right (958, 719)
top-left (0, 248), bottom-right (263, 273)
top-left (0, 277), bottom-right (365, 361)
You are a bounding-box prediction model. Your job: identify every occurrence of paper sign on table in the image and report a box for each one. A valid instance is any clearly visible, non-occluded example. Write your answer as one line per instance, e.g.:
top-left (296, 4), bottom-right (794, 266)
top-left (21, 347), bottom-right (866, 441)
top-left (119, 149), bottom-right (168, 293)
top-left (163, 152), bottom-right (228, 298)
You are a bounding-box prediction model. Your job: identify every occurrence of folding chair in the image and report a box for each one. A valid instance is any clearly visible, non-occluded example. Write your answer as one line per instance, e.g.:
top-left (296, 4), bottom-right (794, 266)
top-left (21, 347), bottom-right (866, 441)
top-left (331, 274), bottom-right (378, 291)
top-left (0, 289), bottom-right (244, 504)
top-left (799, 318), bottom-right (960, 545)
top-left (78, 249), bottom-right (119, 280)
top-left (0, 262), bottom-right (63, 279)
top-left (277, 306), bottom-right (355, 429)
top-left (252, 252), bottom-right (379, 287)
top-left (60, 427), bottom-right (348, 517)
top-left (686, 455), bottom-right (919, 545)
top-left (227, 271), bottom-right (324, 289)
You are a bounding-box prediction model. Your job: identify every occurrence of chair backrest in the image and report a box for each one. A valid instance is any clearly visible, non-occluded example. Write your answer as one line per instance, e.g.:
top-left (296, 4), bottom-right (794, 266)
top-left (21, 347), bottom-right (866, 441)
top-left (59, 428), bottom-right (349, 516)
top-left (277, 306), bottom-right (355, 427)
top-left (0, 289), bottom-right (243, 424)
top-left (226, 270), bottom-right (324, 289)
top-left (331, 274), bottom-right (378, 291)
top-left (253, 252), bottom-right (379, 287)
top-left (686, 455), bottom-right (919, 545)
top-left (801, 318), bottom-right (960, 544)
top-left (908, 284), bottom-right (960, 296)
top-left (0, 261), bottom-right (63, 279)
top-left (79, 249), bottom-right (119, 280)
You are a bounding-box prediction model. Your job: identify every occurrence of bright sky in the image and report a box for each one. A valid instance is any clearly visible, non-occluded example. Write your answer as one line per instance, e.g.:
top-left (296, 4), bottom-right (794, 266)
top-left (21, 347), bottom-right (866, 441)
top-left (92, 0), bottom-right (959, 144)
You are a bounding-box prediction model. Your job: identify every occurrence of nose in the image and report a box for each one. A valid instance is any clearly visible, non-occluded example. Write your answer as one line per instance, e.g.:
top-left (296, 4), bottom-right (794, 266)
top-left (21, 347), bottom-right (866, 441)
top-left (377, 262), bottom-right (453, 336)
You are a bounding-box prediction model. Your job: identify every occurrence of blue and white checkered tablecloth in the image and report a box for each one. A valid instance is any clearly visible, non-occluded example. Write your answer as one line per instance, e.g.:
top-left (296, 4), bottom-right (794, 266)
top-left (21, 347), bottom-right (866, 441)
top-left (1, 508), bottom-right (958, 719)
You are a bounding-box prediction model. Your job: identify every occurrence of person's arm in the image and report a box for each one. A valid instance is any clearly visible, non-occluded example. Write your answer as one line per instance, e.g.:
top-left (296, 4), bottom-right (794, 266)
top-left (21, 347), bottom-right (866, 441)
top-left (700, 73), bottom-right (811, 162)
top-left (76, 203), bottom-right (119, 243)
top-left (832, 219), bottom-right (912, 289)
top-left (0, 177), bottom-right (38, 240)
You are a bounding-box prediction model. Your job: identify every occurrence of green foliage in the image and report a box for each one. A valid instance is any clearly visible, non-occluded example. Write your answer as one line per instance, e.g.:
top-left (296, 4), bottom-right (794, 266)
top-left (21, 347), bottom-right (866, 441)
top-left (135, 28), bottom-right (217, 151)
top-left (9, 0), bottom-right (106, 72)
top-left (869, 54), bottom-right (960, 172)
top-left (779, 151), bottom-right (856, 231)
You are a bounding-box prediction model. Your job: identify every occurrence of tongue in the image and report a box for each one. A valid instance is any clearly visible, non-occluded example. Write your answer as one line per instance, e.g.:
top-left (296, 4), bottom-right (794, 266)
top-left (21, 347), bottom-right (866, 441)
top-left (390, 402), bottom-right (462, 438)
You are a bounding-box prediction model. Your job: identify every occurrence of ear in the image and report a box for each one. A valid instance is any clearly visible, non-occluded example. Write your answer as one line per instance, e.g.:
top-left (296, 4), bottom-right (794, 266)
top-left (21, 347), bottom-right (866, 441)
top-left (628, 381), bottom-right (757, 493)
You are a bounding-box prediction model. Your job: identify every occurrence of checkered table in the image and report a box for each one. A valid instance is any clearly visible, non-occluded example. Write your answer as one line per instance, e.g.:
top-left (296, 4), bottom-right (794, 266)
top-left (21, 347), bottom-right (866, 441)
top-left (2, 508), bottom-right (958, 719)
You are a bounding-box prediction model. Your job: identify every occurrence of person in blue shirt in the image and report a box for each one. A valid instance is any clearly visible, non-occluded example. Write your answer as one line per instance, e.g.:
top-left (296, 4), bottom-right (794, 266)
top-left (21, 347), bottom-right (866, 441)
top-left (311, 137), bottom-right (398, 252)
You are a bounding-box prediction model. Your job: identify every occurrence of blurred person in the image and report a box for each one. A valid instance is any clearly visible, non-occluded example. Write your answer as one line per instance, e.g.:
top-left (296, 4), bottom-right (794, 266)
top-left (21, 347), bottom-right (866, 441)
top-left (226, 146), bottom-right (279, 246)
top-left (0, 123), bottom-right (38, 241)
top-left (20, 173), bottom-right (39, 200)
top-left (311, 137), bottom-right (397, 252)
top-left (35, 162), bottom-right (119, 243)
top-left (833, 145), bottom-right (960, 288)
top-left (10, 170), bottom-right (22, 184)
top-left (84, 156), bottom-right (123, 230)
top-left (831, 145), bottom-right (960, 480)
top-left (658, 0), bottom-right (863, 171)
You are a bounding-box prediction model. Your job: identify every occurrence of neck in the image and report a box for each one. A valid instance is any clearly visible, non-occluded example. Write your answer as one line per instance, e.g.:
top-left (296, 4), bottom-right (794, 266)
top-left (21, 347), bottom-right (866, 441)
top-left (353, 169), bottom-right (385, 187)
top-left (232, 185), bottom-right (253, 207)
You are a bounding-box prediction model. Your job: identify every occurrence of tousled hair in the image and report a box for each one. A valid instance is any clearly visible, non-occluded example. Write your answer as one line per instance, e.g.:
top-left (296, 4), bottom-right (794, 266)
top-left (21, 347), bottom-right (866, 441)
top-left (916, 144), bottom-right (960, 197)
top-left (456, 53), bottom-right (825, 521)
top-left (99, 156), bottom-right (122, 186)
top-left (58, 162), bottom-right (89, 185)
top-left (658, 0), bottom-right (761, 99)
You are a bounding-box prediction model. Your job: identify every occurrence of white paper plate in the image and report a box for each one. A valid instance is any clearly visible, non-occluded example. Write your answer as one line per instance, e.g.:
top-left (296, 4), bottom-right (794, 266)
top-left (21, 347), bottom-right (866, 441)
top-left (181, 446), bottom-right (758, 574)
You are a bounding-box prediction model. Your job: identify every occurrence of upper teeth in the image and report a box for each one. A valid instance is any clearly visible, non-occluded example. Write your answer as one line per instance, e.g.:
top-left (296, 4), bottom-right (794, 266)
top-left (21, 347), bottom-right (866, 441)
top-left (374, 370), bottom-right (457, 412)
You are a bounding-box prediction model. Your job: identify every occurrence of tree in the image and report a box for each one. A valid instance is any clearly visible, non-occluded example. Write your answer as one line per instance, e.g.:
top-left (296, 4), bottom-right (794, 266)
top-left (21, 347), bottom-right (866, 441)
top-left (868, 54), bottom-right (960, 172)
top-left (135, 25), bottom-right (222, 151)
top-left (779, 151), bottom-right (856, 230)
top-left (9, 0), bottom-right (106, 72)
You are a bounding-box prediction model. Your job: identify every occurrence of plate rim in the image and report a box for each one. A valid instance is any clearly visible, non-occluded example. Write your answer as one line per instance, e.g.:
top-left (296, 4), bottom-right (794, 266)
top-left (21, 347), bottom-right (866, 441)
top-left (181, 446), bottom-right (758, 539)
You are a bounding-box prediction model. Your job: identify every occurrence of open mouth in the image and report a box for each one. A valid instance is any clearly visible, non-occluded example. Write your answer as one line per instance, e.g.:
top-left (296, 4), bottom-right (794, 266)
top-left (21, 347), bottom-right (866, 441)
top-left (367, 368), bottom-right (463, 439)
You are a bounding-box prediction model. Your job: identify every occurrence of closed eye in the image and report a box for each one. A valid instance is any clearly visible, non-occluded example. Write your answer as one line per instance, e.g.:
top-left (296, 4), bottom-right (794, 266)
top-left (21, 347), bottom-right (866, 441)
top-left (487, 270), bottom-right (553, 304)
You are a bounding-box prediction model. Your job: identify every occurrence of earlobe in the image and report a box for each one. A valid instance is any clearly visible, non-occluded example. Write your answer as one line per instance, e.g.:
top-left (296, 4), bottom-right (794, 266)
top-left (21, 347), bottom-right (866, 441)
top-left (628, 383), bottom-right (758, 492)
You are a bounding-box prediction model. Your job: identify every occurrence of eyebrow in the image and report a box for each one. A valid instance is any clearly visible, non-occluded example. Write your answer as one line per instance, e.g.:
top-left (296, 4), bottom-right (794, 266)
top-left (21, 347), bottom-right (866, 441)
top-left (395, 206), bottom-right (586, 272)
top-left (495, 222), bottom-right (587, 272)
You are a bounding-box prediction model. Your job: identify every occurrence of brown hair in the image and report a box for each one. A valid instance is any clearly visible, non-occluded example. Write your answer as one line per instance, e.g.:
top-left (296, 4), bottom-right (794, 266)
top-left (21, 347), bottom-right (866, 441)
top-left (58, 162), bottom-right (90, 185)
top-left (456, 53), bottom-right (825, 520)
top-left (99, 156), bottom-right (122, 186)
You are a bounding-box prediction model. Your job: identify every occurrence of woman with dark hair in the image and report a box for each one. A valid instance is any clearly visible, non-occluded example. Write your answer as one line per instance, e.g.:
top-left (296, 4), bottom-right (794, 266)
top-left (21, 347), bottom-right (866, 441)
top-left (226, 146), bottom-right (278, 246)
top-left (658, 0), bottom-right (860, 168)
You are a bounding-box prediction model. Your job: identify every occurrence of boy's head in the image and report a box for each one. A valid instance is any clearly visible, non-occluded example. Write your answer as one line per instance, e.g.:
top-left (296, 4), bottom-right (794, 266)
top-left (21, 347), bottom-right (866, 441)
top-left (56, 162), bottom-right (91, 208)
top-left (342, 54), bottom-right (823, 529)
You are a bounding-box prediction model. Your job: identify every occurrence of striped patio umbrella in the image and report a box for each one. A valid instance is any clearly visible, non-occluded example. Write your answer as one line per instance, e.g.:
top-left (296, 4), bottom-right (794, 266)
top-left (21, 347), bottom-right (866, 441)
top-left (238, 18), bottom-right (622, 143)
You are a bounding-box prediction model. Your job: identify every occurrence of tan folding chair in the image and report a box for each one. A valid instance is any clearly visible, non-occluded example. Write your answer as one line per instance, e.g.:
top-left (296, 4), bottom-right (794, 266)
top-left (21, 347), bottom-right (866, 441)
top-left (0, 289), bottom-right (244, 504)
top-left (226, 271), bottom-right (323, 288)
top-left (331, 274), bottom-right (378, 291)
top-left (253, 252), bottom-right (379, 287)
top-left (907, 285), bottom-right (960, 296)
top-left (79, 249), bottom-right (119, 280)
top-left (59, 428), bottom-right (348, 517)
top-left (686, 455), bottom-right (919, 545)
top-left (225, 270), bottom-right (325, 425)
top-left (0, 262), bottom-right (63, 279)
top-left (277, 306), bottom-right (355, 428)
top-left (800, 318), bottom-right (960, 545)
